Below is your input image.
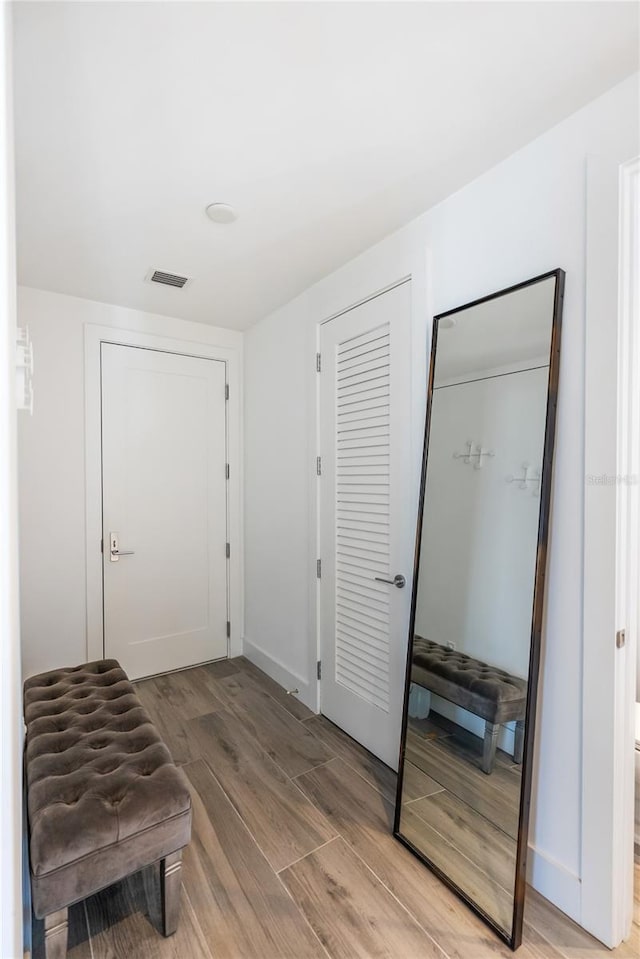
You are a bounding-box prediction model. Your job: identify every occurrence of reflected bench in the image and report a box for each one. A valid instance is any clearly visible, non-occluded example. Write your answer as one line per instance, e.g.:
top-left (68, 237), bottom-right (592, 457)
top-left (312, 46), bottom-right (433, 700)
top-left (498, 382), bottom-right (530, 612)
top-left (411, 636), bottom-right (527, 774)
top-left (23, 659), bottom-right (192, 959)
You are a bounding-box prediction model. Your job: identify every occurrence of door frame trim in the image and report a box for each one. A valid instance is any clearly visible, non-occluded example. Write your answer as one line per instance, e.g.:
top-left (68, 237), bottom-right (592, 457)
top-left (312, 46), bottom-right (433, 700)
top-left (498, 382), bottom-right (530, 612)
top-left (309, 261), bottom-right (430, 727)
top-left (84, 324), bottom-right (243, 664)
top-left (617, 155), bottom-right (640, 943)
top-left (316, 280), bottom-right (413, 762)
top-left (581, 153), bottom-right (639, 947)
top-left (318, 276), bottom-right (411, 327)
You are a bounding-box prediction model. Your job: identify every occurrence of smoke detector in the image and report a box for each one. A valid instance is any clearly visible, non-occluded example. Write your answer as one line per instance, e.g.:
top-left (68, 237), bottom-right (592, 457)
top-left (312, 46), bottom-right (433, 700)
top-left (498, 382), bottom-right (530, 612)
top-left (205, 202), bottom-right (238, 224)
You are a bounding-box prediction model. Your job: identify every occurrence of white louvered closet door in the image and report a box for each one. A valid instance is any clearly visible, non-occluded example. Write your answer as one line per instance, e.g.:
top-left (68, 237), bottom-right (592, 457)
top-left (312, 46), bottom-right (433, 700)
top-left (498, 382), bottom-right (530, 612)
top-left (319, 280), bottom-right (413, 768)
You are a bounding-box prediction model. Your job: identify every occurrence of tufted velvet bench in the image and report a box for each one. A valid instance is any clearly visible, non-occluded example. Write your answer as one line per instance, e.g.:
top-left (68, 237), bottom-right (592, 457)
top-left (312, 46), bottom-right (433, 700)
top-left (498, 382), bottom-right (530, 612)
top-left (412, 636), bottom-right (528, 774)
top-left (23, 660), bottom-right (192, 959)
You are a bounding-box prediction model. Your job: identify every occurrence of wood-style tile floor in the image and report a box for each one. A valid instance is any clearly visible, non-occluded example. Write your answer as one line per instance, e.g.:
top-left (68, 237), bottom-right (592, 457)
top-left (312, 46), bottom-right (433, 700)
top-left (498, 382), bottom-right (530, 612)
top-left (399, 713), bottom-right (524, 932)
top-left (31, 657), bottom-right (640, 959)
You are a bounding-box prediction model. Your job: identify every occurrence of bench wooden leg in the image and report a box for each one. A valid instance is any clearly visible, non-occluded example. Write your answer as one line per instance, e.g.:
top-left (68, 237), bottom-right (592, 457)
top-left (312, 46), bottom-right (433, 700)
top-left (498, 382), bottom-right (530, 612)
top-left (514, 719), bottom-right (525, 764)
top-left (482, 721), bottom-right (499, 775)
top-left (44, 907), bottom-right (68, 959)
top-left (160, 850), bottom-right (183, 937)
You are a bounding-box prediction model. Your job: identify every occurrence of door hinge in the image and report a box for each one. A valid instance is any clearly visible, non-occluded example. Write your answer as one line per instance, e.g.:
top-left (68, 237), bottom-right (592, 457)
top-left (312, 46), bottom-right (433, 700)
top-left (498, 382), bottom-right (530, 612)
top-left (316, 352), bottom-right (321, 373)
top-left (100, 539), bottom-right (103, 554)
top-left (317, 558), bottom-right (322, 579)
top-left (317, 660), bottom-right (322, 680)
top-left (225, 463), bottom-right (230, 480)
top-left (226, 621), bottom-right (231, 639)
top-left (225, 383), bottom-right (229, 401)
top-left (616, 628), bottom-right (626, 649)
top-left (226, 542), bottom-right (231, 559)
top-left (316, 455), bottom-right (322, 476)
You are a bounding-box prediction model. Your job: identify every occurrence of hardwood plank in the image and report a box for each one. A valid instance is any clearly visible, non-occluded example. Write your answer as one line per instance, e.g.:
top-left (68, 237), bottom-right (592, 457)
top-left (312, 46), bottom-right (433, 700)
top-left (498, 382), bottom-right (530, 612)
top-left (408, 789), bottom-right (518, 894)
top-left (134, 678), bottom-right (201, 765)
top-left (525, 887), bottom-right (640, 959)
top-left (236, 656), bottom-right (315, 721)
top-left (195, 658), bottom-right (246, 699)
top-left (149, 667), bottom-right (226, 720)
top-left (183, 664), bottom-right (241, 711)
top-left (193, 659), bottom-right (279, 712)
top-left (84, 867), bottom-right (211, 959)
top-left (305, 714), bottom-right (441, 803)
top-left (410, 712), bottom-right (517, 768)
top-left (207, 657), bottom-right (245, 679)
top-left (617, 926), bottom-right (640, 959)
top-left (402, 758), bottom-right (445, 803)
top-left (406, 728), bottom-right (521, 839)
top-left (303, 715), bottom-right (391, 801)
top-left (182, 759), bottom-right (328, 958)
top-left (295, 756), bottom-right (562, 959)
top-left (216, 671), bottom-right (333, 777)
top-left (189, 709), bottom-right (337, 871)
top-left (405, 712), bottom-right (456, 740)
top-left (399, 798), bottom-right (513, 933)
top-left (523, 927), bottom-right (597, 959)
top-left (281, 836), bottom-right (446, 959)
top-left (31, 902), bottom-right (92, 959)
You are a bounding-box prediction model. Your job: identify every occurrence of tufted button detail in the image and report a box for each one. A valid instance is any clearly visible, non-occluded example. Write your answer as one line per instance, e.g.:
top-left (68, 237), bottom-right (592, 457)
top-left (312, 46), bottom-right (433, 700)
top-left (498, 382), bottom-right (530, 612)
top-left (23, 657), bottom-right (192, 885)
top-left (412, 636), bottom-right (527, 705)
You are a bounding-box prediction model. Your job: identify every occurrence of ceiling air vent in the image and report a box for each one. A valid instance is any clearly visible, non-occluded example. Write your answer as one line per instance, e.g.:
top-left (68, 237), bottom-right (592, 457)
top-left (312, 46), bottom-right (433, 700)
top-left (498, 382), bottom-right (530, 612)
top-left (149, 269), bottom-right (190, 289)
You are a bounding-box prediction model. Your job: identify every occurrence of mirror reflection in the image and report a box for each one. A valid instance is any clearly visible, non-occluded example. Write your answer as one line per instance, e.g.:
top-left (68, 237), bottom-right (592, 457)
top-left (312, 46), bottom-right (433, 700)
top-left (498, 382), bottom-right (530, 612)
top-left (396, 273), bottom-right (562, 946)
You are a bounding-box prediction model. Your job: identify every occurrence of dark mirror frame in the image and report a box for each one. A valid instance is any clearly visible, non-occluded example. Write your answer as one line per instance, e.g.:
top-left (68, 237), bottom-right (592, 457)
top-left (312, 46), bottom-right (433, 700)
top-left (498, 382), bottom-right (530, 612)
top-left (393, 268), bottom-right (566, 951)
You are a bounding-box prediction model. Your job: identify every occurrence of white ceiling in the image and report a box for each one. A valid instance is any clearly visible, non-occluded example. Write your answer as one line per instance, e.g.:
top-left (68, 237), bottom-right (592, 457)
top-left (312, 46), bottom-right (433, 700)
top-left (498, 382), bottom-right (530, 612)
top-left (12, 2), bottom-right (639, 331)
top-left (434, 276), bottom-right (555, 384)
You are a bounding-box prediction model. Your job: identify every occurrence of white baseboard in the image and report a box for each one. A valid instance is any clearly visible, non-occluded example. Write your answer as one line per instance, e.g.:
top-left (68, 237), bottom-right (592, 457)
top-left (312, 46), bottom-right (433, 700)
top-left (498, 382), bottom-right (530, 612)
top-left (527, 844), bottom-right (581, 924)
top-left (242, 637), bottom-right (316, 713)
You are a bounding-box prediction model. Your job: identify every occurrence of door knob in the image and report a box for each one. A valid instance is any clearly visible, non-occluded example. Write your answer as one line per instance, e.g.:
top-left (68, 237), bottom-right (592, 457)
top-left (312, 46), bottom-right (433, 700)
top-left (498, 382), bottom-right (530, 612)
top-left (374, 574), bottom-right (406, 588)
top-left (109, 532), bottom-right (135, 563)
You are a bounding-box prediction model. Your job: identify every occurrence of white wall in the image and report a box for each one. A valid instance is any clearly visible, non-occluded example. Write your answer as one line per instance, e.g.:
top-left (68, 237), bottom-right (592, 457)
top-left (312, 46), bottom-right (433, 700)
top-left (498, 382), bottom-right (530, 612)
top-left (0, 4), bottom-right (23, 957)
top-left (416, 366), bottom-right (549, 753)
top-left (244, 74), bottom-right (639, 925)
top-left (243, 302), bottom-right (315, 694)
top-left (17, 287), bottom-right (242, 680)
top-left (417, 367), bottom-right (548, 677)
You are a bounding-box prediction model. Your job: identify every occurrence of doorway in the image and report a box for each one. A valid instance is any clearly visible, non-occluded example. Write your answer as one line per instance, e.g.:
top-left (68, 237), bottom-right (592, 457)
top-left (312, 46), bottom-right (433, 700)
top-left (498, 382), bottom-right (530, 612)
top-left (621, 156), bottom-right (640, 940)
top-left (100, 343), bottom-right (229, 679)
top-left (318, 280), bottom-right (413, 768)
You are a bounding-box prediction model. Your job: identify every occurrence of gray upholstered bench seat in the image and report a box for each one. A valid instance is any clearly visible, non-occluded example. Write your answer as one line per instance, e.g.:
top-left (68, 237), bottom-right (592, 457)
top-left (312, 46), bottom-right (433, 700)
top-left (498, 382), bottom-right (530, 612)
top-left (411, 636), bottom-right (527, 774)
top-left (24, 659), bottom-right (192, 958)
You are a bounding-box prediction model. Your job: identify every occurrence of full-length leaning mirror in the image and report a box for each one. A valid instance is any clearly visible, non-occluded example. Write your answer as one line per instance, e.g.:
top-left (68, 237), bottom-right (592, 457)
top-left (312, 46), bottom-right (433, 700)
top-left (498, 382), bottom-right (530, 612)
top-left (394, 270), bottom-right (565, 949)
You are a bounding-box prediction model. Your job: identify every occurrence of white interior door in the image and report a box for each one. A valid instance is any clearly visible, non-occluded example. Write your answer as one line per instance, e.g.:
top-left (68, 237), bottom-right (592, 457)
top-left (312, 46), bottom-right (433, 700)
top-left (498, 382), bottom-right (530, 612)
top-left (319, 281), bottom-right (413, 768)
top-left (101, 344), bottom-right (228, 679)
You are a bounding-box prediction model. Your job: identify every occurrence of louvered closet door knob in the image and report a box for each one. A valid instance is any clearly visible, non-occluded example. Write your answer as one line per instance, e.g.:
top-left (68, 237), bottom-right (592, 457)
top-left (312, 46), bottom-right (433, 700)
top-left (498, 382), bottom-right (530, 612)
top-left (374, 574), bottom-right (406, 588)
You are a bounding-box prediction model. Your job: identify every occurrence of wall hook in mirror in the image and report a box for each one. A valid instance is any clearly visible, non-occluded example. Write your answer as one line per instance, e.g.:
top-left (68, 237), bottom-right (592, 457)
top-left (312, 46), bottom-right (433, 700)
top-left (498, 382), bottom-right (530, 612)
top-left (507, 463), bottom-right (541, 494)
top-left (453, 440), bottom-right (474, 464)
top-left (471, 447), bottom-right (494, 470)
top-left (454, 441), bottom-right (494, 469)
top-left (16, 326), bottom-right (34, 414)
